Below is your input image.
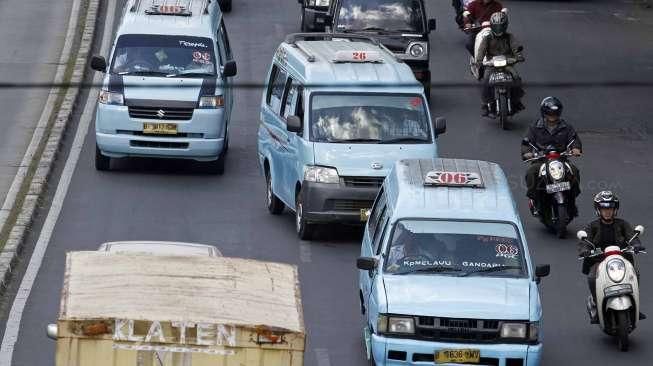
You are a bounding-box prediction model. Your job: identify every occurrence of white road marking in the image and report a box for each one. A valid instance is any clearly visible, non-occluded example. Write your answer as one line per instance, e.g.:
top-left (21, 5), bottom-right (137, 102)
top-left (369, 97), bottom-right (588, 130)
top-left (0, 1), bottom-right (117, 364)
top-left (299, 242), bottom-right (312, 263)
top-left (315, 348), bottom-right (332, 366)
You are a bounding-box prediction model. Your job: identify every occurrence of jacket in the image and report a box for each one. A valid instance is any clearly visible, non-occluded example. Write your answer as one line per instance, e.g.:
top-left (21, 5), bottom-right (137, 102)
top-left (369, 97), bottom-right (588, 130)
top-left (578, 218), bottom-right (641, 274)
top-left (464, 0), bottom-right (504, 25)
top-left (521, 118), bottom-right (582, 155)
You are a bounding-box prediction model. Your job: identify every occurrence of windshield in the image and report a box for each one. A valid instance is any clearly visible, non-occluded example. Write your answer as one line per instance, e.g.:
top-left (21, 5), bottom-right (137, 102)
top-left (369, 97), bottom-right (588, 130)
top-left (310, 94), bottom-right (430, 143)
top-left (110, 34), bottom-right (217, 77)
top-left (385, 220), bottom-right (526, 277)
top-left (336, 0), bottom-right (425, 33)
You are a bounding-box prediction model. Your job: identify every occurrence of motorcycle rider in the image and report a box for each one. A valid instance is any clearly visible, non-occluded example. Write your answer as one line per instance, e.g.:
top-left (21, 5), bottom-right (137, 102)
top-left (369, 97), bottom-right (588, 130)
top-left (475, 11), bottom-right (524, 117)
top-left (461, 0), bottom-right (504, 55)
top-left (521, 97), bottom-right (582, 215)
top-left (578, 191), bottom-right (646, 322)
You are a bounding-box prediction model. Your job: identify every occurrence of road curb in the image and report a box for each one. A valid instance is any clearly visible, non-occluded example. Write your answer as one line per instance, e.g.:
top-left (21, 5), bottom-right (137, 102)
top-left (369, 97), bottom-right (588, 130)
top-left (0, 0), bottom-right (100, 292)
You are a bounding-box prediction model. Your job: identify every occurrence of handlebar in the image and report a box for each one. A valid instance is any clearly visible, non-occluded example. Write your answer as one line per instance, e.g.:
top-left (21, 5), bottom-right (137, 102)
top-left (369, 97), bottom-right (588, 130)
top-left (578, 245), bottom-right (647, 260)
top-left (522, 151), bottom-right (575, 163)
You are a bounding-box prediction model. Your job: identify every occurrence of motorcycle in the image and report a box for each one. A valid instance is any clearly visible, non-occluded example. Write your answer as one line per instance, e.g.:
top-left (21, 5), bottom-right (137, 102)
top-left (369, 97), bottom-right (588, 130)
top-left (481, 51), bottom-right (524, 129)
top-left (523, 139), bottom-right (579, 238)
top-left (577, 226), bottom-right (646, 351)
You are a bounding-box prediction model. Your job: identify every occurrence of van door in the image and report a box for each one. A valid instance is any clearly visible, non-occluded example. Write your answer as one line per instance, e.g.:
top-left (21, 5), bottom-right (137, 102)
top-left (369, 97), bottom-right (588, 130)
top-left (218, 20), bottom-right (234, 120)
top-left (360, 188), bottom-right (388, 314)
top-left (280, 77), bottom-right (304, 204)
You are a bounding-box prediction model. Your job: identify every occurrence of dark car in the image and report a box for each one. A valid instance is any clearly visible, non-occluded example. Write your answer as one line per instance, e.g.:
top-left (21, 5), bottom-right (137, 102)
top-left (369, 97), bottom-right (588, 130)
top-left (298, 0), bottom-right (332, 31)
top-left (327, 0), bottom-right (436, 99)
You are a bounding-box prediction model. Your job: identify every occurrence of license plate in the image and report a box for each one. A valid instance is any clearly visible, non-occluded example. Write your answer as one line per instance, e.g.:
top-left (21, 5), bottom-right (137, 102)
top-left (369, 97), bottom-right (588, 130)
top-left (360, 209), bottom-right (371, 222)
top-left (143, 123), bottom-right (177, 135)
top-left (435, 349), bottom-right (480, 364)
top-left (546, 181), bottom-right (571, 193)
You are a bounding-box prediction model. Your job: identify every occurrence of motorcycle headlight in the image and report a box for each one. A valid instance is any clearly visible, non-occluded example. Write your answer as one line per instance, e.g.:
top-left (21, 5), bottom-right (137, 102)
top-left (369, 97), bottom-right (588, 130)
top-left (606, 258), bottom-right (626, 283)
top-left (500, 323), bottom-right (527, 339)
top-left (408, 42), bottom-right (427, 59)
top-left (547, 161), bottom-right (565, 181)
top-left (98, 90), bottom-right (124, 105)
top-left (304, 166), bottom-right (339, 184)
top-left (198, 95), bottom-right (225, 108)
top-left (377, 315), bottom-right (415, 334)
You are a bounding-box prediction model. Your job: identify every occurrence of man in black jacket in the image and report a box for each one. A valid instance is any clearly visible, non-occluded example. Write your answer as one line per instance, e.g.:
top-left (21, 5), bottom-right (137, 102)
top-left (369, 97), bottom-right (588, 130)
top-left (578, 191), bottom-right (645, 322)
top-left (521, 97), bottom-right (582, 215)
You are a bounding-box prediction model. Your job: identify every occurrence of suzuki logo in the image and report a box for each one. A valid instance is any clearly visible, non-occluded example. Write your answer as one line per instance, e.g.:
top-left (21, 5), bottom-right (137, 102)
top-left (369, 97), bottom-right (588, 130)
top-left (371, 162), bottom-right (383, 170)
top-left (156, 109), bottom-right (166, 119)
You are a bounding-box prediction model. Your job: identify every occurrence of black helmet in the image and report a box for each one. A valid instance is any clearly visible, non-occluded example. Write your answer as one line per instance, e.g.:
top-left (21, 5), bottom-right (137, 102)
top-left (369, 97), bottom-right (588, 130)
top-left (490, 12), bottom-right (508, 36)
top-left (540, 96), bottom-right (563, 118)
top-left (593, 191), bottom-right (620, 216)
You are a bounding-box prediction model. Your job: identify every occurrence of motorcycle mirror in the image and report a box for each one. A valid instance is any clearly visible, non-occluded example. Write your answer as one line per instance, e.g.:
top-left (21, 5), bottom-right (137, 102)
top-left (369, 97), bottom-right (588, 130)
top-left (576, 230), bottom-right (588, 241)
top-left (634, 225), bottom-right (645, 235)
top-left (501, 8), bottom-right (509, 14)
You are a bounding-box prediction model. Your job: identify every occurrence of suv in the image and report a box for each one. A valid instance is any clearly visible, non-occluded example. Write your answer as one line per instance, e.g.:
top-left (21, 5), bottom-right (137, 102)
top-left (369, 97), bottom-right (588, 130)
top-left (258, 34), bottom-right (446, 240)
top-left (327, 0), bottom-right (436, 99)
top-left (91, 0), bottom-right (237, 173)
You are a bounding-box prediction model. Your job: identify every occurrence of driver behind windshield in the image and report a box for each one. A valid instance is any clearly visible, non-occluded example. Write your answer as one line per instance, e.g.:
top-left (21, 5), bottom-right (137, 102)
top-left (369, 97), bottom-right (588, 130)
top-left (386, 224), bottom-right (457, 272)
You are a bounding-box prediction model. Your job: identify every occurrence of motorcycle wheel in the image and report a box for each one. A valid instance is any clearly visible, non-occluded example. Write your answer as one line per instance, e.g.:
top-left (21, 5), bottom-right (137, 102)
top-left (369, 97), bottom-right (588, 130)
top-left (555, 203), bottom-right (568, 238)
top-left (498, 94), bottom-right (508, 130)
top-left (615, 311), bottom-right (630, 352)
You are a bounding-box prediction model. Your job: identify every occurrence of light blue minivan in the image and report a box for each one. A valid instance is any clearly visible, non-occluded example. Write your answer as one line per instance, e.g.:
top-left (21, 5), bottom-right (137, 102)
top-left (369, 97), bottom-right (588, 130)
top-left (258, 33), bottom-right (446, 240)
top-left (357, 158), bottom-right (551, 366)
top-left (91, 0), bottom-right (237, 173)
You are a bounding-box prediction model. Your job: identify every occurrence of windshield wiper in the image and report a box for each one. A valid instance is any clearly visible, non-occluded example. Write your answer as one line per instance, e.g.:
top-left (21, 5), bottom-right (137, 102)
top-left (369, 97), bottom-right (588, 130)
top-left (395, 266), bottom-right (463, 275)
top-left (166, 72), bottom-right (216, 78)
top-left (118, 71), bottom-right (169, 76)
top-left (327, 138), bottom-right (382, 144)
top-left (460, 265), bottom-right (523, 277)
top-left (382, 137), bottom-right (429, 144)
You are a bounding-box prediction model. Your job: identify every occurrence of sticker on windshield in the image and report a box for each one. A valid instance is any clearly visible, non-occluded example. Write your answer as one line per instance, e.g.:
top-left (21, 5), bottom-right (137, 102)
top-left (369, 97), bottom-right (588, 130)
top-left (179, 40), bottom-right (208, 48)
top-left (402, 258), bottom-right (453, 267)
top-left (462, 261), bottom-right (503, 268)
top-left (192, 51), bottom-right (212, 64)
top-left (495, 243), bottom-right (519, 259)
top-left (410, 97), bottom-right (422, 108)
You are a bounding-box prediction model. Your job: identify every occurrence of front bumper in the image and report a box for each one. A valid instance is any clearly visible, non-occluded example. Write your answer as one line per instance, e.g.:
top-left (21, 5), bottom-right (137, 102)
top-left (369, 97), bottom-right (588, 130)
top-left (95, 104), bottom-right (226, 161)
top-left (303, 7), bottom-right (329, 31)
top-left (372, 334), bottom-right (542, 366)
top-left (301, 180), bottom-right (380, 224)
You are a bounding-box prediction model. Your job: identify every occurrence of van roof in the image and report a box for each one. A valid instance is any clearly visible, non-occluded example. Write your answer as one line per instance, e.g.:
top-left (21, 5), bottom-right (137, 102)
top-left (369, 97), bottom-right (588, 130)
top-left (59, 252), bottom-right (304, 334)
top-left (385, 159), bottom-right (521, 223)
top-left (279, 35), bottom-right (422, 91)
top-left (119, 0), bottom-right (219, 38)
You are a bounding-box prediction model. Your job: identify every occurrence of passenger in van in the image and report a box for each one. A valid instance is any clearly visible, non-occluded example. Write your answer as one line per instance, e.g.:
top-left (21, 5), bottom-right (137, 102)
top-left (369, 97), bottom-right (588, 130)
top-left (386, 225), bottom-right (457, 271)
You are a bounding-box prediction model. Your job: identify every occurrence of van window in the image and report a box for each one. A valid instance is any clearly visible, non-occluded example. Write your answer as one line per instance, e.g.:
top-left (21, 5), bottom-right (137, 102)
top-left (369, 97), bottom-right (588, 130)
top-left (282, 79), bottom-right (301, 119)
top-left (367, 188), bottom-right (387, 239)
top-left (219, 20), bottom-right (233, 59)
top-left (372, 208), bottom-right (389, 255)
top-left (266, 66), bottom-right (287, 114)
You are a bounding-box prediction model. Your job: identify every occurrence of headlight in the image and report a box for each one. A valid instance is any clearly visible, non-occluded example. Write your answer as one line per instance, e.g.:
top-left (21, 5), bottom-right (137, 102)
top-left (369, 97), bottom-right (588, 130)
top-left (377, 315), bottom-right (415, 334)
top-left (198, 95), bottom-right (225, 108)
top-left (547, 161), bottom-right (565, 181)
top-left (304, 166), bottom-right (339, 184)
top-left (308, 0), bottom-right (330, 6)
top-left (500, 323), bottom-right (527, 339)
top-left (408, 43), bottom-right (426, 58)
top-left (606, 258), bottom-right (626, 283)
top-left (98, 90), bottom-right (124, 105)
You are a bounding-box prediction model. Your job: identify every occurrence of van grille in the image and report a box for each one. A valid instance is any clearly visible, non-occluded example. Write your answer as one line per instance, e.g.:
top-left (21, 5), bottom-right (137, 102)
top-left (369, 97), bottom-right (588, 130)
top-left (130, 140), bottom-right (189, 149)
top-left (415, 316), bottom-right (501, 343)
top-left (342, 176), bottom-right (384, 188)
top-left (128, 106), bottom-right (194, 121)
top-left (325, 200), bottom-right (373, 211)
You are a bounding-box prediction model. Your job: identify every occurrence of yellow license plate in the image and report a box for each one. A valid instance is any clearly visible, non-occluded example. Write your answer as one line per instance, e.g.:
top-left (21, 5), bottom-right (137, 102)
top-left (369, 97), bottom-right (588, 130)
top-left (435, 349), bottom-right (480, 364)
top-left (360, 209), bottom-right (371, 222)
top-left (143, 123), bottom-right (177, 135)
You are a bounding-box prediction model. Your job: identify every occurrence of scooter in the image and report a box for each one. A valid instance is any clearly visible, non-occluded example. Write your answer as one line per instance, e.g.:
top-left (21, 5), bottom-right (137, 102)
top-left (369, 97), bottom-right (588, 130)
top-left (523, 139), bottom-right (579, 238)
top-left (577, 226), bottom-right (646, 351)
top-left (482, 51), bottom-right (524, 129)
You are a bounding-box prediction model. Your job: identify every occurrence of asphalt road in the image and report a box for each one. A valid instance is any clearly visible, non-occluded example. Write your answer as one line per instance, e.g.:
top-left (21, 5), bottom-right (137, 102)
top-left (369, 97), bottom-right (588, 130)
top-left (2, 0), bottom-right (653, 365)
top-left (0, 0), bottom-right (74, 206)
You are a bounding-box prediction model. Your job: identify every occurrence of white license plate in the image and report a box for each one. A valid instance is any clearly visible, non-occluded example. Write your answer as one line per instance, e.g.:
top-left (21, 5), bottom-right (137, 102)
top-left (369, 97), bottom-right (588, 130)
top-left (546, 181), bottom-right (571, 193)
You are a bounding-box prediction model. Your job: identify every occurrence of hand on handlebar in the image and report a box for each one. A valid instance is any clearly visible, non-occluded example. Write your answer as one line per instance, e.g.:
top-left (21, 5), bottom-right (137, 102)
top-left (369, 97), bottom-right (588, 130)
top-left (571, 148), bottom-right (582, 157)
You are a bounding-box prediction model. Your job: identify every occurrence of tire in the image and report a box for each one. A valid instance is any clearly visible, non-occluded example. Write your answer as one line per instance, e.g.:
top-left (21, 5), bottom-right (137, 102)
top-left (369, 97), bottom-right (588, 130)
top-left (498, 93), bottom-right (508, 130)
top-left (295, 190), bottom-right (314, 240)
top-left (266, 172), bottom-right (284, 215)
top-left (615, 311), bottom-right (630, 352)
top-left (206, 155), bottom-right (225, 175)
top-left (95, 144), bottom-right (111, 171)
top-left (555, 203), bottom-right (568, 238)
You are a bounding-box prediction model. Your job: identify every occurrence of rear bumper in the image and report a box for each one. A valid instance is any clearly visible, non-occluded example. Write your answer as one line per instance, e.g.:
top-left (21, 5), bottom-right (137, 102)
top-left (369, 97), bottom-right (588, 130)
top-left (372, 334), bottom-right (542, 366)
top-left (97, 133), bottom-right (224, 161)
top-left (301, 180), bottom-right (380, 224)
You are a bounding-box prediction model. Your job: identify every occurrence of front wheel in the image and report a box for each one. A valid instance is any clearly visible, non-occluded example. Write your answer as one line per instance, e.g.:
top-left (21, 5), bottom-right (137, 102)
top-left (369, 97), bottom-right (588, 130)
top-left (498, 93), bottom-right (508, 130)
top-left (555, 203), bottom-right (568, 238)
top-left (205, 155), bottom-right (225, 175)
top-left (266, 172), bottom-right (284, 215)
top-left (95, 145), bottom-right (111, 171)
top-left (615, 310), bottom-right (630, 352)
top-left (295, 190), bottom-right (315, 240)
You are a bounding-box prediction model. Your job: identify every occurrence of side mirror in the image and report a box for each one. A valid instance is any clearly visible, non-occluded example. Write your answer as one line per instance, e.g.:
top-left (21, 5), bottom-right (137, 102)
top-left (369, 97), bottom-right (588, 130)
top-left (357, 257), bottom-right (378, 271)
top-left (576, 230), bottom-right (588, 241)
top-left (46, 324), bottom-right (58, 340)
top-left (535, 264), bottom-right (550, 278)
top-left (432, 117), bottom-right (446, 135)
top-left (428, 19), bottom-right (436, 32)
top-left (90, 55), bottom-right (107, 73)
top-left (286, 115), bottom-right (302, 133)
top-left (222, 60), bottom-right (237, 77)
top-left (634, 225), bottom-right (645, 235)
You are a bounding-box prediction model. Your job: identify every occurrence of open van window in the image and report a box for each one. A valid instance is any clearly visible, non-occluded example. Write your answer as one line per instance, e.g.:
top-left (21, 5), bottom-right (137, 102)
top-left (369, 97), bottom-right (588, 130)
top-left (111, 34), bottom-right (217, 77)
top-left (336, 0), bottom-right (425, 33)
top-left (310, 93), bottom-right (430, 143)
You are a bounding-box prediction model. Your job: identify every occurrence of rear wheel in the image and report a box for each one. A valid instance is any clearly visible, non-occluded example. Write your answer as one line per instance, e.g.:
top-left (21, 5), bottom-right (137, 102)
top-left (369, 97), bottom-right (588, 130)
top-left (498, 93), bottom-right (508, 130)
top-left (266, 171), bottom-right (284, 215)
top-left (295, 190), bottom-right (314, 240)
top-left (95, 144), bottom-right (111, 171)
top-left (616, 311), bottom-right (630, 352)
top-left (555, 203), bottom-right (568, 238)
